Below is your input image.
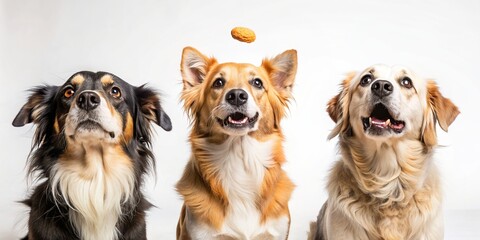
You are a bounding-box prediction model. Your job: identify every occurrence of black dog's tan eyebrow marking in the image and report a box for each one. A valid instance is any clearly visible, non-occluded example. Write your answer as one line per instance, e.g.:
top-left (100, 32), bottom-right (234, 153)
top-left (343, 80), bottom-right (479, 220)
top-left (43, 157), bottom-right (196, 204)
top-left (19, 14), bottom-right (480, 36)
top-left (71, 74), bottom-right (85, 86)
top-left (101, 74), bottom-right (114, 86)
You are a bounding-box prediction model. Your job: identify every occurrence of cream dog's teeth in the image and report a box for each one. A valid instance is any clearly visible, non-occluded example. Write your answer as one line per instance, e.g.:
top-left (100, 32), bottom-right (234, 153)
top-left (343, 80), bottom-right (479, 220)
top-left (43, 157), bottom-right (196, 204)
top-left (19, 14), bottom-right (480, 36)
top-left (386, 119), bottom-right (391, 126)
top-left (369, 117), bottom-right (372, 126)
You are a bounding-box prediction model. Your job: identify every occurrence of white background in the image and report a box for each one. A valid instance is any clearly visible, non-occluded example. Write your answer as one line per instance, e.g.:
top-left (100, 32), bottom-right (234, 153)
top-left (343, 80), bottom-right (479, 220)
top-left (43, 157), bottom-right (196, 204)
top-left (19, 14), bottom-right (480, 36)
top-left (1, 0), bottom-right (479, 239)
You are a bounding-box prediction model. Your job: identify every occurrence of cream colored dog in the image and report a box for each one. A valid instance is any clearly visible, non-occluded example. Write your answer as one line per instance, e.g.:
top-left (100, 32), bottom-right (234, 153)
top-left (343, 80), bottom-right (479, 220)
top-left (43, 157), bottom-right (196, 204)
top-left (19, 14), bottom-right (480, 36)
top-left (310, 65), bottom-right (459, 240)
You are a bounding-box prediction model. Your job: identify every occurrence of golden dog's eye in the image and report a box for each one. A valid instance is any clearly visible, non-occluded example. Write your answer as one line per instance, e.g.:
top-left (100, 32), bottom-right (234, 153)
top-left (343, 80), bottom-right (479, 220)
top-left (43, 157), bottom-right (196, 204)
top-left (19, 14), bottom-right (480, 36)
top-left (64, 87), bottom-right (75, 99)
top-left (213, 78), bottom-right (225, 88)
top-left (360, 74), bottom-right (372, 86)
top-left (401, 77), bottom-right (413, 89)
top-left (110, 86), bottom-right (122, 98)
top-left (251, 78), bottom-right (263, 89)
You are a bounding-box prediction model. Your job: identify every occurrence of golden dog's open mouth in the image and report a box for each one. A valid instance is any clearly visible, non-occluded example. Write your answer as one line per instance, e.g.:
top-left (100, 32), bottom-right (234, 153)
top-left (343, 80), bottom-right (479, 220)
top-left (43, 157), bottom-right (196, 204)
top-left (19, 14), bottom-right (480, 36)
top-left (217, 112), bottom-right (259, 129)
top-left (362, 104), bottom-right (405, 134)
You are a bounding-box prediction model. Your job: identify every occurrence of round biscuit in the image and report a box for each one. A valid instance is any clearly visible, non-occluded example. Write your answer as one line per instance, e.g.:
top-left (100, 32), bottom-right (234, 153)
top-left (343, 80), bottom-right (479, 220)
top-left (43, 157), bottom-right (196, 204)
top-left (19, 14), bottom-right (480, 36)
top-left (231, 27), bottom-right (256, 43)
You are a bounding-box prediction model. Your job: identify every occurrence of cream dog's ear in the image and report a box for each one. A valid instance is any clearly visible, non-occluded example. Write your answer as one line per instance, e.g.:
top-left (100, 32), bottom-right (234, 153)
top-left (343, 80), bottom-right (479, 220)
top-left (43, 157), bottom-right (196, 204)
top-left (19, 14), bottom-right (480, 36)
top-left (421, 80), bottom-right (460, 147)
top-left (261, 49), bottom-right (297, 97)
top-left (180, 46), bottom-right (217, 90)
top-left (327, 72), bottom-right (356, 140)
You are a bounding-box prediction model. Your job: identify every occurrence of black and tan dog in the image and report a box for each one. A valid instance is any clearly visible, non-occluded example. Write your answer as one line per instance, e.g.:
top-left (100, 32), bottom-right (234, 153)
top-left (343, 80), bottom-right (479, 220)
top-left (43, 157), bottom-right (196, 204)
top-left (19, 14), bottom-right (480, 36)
top-left (13, 71), bottom-right (171, 239)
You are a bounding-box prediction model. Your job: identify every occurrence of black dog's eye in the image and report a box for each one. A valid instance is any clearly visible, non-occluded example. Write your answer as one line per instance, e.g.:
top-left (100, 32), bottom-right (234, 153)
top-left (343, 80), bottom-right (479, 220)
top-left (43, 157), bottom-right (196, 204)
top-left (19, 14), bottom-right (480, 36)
top-left (110, 86), bottom-right (122, 98)
top-left (250, 78), bottom-right (263, 89)
top-left (64, 87), bottom-right (75, 99)
top-left (401, 77), bottom-right (413, 89)
top-left (360, 74), bottom-right (373, 86)
top-left (212, 78), bottom-right (225, 88)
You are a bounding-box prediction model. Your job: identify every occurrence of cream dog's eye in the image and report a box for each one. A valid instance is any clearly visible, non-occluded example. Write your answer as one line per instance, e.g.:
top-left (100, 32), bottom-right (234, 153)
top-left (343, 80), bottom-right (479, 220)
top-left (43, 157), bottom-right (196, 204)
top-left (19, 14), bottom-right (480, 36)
top-left (360, 74), bottom-right (373, 86)
top-left (401, 77), bottom-right (413, 89)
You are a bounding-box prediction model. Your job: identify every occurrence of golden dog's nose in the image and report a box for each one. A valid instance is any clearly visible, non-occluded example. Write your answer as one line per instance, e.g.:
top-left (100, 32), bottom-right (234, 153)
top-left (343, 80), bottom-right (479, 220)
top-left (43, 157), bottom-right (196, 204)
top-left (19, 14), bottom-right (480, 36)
top-left (226, 89), bottom-right (248, 106)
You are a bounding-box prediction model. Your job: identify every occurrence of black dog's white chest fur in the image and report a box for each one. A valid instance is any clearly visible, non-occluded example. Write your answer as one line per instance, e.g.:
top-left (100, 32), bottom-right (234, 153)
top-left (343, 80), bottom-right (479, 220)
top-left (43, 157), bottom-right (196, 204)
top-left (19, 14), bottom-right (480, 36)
top-left (51, 142), bottom-right (135, 239)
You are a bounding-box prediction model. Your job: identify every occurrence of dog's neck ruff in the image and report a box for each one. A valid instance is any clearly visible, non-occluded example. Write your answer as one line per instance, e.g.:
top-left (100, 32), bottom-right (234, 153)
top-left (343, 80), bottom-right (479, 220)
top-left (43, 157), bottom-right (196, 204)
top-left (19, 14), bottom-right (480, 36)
top-left (190, 135), bottom-right (289, 239)
top-left (200, 136), bottom-right (274, 186)
top-left (50, 141), bottom-right (135, 240)
top-left (332, 136), bottom-right (441, 239)
top-left (340, 135), bottom-right (432, 205)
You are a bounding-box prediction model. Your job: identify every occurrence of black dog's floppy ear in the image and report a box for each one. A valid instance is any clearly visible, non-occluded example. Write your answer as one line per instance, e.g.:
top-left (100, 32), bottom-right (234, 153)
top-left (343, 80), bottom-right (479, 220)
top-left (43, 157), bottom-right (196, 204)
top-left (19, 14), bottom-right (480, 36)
top-left (135, 85), bottom-right (172, 131)
top-left (13, 85), bottom-right (58, 127)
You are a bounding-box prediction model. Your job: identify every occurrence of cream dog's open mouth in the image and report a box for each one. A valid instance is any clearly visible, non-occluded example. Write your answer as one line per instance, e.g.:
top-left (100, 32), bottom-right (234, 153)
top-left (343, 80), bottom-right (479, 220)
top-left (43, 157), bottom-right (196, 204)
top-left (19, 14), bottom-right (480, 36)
top-left (217, 112), bottom-right (259, 129)
top-left (362, 103), bottom-right (405, 133)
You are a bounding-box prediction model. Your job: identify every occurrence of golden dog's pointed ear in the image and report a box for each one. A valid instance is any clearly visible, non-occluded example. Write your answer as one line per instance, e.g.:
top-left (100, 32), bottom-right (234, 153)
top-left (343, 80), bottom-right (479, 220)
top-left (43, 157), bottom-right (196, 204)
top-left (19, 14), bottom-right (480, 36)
top-left (180, 47), bottom-right (217, 90)
top-left (327, 72), bottom-right (356, 140)
top-left (422, 80), bottom-right (460, 146)
top-left (261, 49), bottom-right (297, 96)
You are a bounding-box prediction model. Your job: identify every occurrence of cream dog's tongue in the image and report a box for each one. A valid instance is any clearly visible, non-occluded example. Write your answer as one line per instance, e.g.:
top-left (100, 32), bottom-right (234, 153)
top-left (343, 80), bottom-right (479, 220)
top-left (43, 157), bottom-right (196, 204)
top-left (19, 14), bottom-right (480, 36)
top-left (370, 117), bottom-right (404, 130)
top-left (371, 117), bottom-right (389, 128)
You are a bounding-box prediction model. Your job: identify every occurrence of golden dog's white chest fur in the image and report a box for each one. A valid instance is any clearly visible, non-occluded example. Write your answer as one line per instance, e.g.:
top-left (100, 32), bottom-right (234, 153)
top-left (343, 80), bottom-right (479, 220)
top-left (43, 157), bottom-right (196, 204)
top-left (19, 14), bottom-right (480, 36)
top-left (187, 136), bottom-right (290, 240)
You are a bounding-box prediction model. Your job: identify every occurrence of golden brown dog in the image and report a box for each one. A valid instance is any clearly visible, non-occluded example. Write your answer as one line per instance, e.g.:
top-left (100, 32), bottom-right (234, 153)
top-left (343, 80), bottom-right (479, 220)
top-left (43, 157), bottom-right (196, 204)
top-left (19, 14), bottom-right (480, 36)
top-left (176, 47), bottom-right (297, 240)
top-left (310, 65), bottom-right (459, 240)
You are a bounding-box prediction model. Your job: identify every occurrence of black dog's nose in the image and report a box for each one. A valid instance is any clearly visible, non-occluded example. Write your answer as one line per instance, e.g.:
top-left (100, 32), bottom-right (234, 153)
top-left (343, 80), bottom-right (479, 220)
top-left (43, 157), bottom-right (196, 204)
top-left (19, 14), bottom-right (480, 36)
top-left (226, 89), bottom-right (248, 106)
top-left (77, 91), bottom-right (100, 111)
top-left (371, 80), bottom-right (393, 98)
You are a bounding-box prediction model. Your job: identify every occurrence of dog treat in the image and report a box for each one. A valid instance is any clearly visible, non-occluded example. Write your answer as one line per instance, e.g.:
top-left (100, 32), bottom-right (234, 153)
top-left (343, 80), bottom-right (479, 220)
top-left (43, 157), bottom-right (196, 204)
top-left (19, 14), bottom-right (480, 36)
top-left (231, 27), bottom-right (256, 43)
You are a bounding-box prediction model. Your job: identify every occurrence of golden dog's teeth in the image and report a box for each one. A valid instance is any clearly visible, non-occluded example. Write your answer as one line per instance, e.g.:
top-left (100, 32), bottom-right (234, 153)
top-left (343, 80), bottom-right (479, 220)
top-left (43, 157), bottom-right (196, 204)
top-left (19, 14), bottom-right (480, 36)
top-left (369, 117), bottom-right (372, 126)
top-left (386, 119), bottom-right (391, 126)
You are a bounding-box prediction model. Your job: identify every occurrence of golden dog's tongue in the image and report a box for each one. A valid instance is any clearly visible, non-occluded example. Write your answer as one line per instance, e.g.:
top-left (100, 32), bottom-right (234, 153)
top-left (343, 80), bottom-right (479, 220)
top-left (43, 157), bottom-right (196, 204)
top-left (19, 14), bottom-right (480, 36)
top-left (228, 112), bottom-right (248, 124)
top-left (228, 116), bottom-right (248, 124)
